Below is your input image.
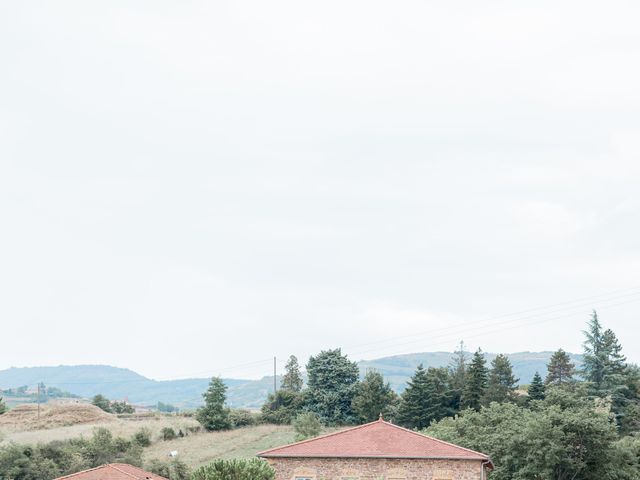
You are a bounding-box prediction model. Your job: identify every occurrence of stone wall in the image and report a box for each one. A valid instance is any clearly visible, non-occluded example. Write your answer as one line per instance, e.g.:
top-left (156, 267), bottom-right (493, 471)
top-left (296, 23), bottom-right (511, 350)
top-left (264, 457), bottom-right (488, 480)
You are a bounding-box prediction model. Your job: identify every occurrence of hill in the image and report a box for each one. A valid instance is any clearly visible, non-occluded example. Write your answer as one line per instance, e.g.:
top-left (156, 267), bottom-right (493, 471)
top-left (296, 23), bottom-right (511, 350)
top-left (0, 351), bottom-right (581, 409)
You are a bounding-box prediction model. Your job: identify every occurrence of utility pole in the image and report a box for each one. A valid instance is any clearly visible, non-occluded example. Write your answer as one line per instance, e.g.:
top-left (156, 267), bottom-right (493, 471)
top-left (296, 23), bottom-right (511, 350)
top-left (273, 357), bottom-right (277, 394)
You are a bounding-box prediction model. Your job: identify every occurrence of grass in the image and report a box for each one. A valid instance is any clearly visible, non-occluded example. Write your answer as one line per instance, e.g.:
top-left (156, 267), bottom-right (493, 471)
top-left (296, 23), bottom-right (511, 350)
top-left (0, 409), bottom-right (338, 470)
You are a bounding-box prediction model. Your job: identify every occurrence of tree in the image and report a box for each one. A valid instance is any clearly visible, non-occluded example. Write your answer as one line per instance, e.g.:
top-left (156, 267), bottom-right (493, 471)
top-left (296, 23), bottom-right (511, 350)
top-left (191, 459), bottom-right (275, 480)
top-left (351, 370), bottom-right (398, 423)
top-left (484, 354), bottom-right (519, 405)
top-left (546, 349), bottom-right (575, 386)
top-left (293, 412), bottom-right (322, 441)
top-left (261, 389), bottom-right (303, 424)
top-left (110, 400), bottom-right (135, 414)
top-left (91, 394), bottom-right (112, 413)
top-left (148, 459), bottom-right (191, 480)
top-left (0, 396), bottom-right (6, 415)
top-left (448, 341), bottom-right (468, 412)
top-left (397, 364), bottom-right (430, 429)
top-left (461, 349), bottom-right (488, 411)
top-left (582, 310), bottom-right (607, 390)
top-left (281, 355), bottom-right (304, 392)
top-left (426, 391), bottom-right (621, 480)
top-left (528, 372), bottom-right (546, 401)
top-left (305, 348), bottom-right (359, 424)
top-left (196, 377), bottom-right (232, 431)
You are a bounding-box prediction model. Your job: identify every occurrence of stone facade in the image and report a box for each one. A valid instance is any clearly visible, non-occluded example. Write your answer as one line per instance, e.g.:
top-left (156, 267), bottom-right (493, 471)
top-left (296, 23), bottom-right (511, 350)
top-left (265, 457), bottom-right (487, 480)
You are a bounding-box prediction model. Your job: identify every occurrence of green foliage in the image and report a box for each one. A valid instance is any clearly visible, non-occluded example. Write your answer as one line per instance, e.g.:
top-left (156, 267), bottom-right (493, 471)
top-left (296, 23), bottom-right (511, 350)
top-left (426, 390), bottom-right (622, 480)
top-left (0, 428), bottom-right (143, 480)
top-left (461, 349), bottom-right (488, 411)
top-left (351, 370), bottom-right (398, 423)
top-left (0, 396), bottom-right (6, 415)
top-left (228, 409), bottom-right (260, 427)
top-left (293, 412), bottom-right (322, 441)
top-left (197, 377), bottom-right (232, 431)
top-left (305, 348), bottom-right (359, 424)
top-left (161, 427), bottom-right (177, 441)
top-left (91, 394), bottom-right (112, 413)
top-left (397, 365), bottom-right (453, 429)
top-left (110, 400), bottom-right (135, 414)
top-left (281, 355), bottom-right (304, 392)
top-left (148, 459), bottom-right (191, 480)
top-left (260, 390), bottom-right (304, 424)
top-left (484, 354), bottom-right (519, 405)
top-left (157, 401), bottom-right (180, 413)
top-left (546, 348), bottom-right (576, 385)
top-left (191, 458), bottom-right (275, 480)
top-left (132, 427), bottom-right (152, 447)
top-left (528, 371), bottom-right (546, 401)
top-left (448, 341), bottom-right (467, 412)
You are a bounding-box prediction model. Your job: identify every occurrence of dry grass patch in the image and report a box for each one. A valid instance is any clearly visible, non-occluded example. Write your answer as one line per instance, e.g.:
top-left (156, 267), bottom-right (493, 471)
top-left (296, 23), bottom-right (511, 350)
top-left (0, 403), bottom-right (114, 431)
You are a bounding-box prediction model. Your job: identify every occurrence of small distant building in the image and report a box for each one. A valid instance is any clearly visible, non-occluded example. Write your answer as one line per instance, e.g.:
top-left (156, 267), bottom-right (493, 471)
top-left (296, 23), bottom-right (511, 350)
top-left (54, 464), bottom-right (168, 480)
top-left (258, 417), bottom-right (493, 480)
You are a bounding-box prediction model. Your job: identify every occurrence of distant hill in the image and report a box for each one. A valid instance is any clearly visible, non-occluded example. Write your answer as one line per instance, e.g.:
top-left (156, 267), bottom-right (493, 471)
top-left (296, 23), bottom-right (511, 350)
top-left (359, 351), bottom-right (583, 392)
top-left (0, 351), bottom-right (581, 409)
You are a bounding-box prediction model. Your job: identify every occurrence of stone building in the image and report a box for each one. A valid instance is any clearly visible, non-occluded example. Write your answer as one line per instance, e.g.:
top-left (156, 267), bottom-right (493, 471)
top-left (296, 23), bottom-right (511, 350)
top-left (258, 417), bottom-right (493, 480)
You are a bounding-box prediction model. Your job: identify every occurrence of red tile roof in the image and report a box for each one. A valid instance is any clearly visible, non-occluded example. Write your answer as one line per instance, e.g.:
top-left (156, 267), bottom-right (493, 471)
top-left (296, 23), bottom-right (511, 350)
top-left (258, 418), bottom-right (491, 465)
top-left (54, 464), bottom-right (168, 480)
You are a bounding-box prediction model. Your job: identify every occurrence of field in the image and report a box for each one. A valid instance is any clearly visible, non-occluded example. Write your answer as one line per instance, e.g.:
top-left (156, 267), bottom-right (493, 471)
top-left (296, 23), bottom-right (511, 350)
top-left (0, 403), bottom-right (305, 469)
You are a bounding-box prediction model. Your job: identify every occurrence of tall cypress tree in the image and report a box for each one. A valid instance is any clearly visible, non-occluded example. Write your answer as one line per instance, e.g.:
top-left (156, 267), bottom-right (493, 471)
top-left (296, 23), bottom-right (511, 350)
top-left (528, 372), bottom-right (546, 401)
top-left (397, 364), bottom-right (431, 429)
top-left (281, 355), bottom-right (304, 392)
top-left (462, 349), bottom-right (488, 411)
top-left (546, 348), bottom-right (575, 385)
top-left (483, 354), bottom-right (519, 405)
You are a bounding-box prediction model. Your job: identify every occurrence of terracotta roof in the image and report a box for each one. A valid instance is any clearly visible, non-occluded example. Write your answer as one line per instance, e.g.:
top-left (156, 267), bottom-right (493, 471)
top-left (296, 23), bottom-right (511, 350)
top-left (258, 418), bottom-right (492, 465)
top-left (54, 464), bottom-right (168, 480)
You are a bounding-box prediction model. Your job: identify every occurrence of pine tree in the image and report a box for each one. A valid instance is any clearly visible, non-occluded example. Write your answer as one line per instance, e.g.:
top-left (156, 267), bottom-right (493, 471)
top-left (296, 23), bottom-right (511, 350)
top-left (448, 341), bottom-right (467, 413)
top-left (461, 349), bottom-right (488, 411)
top-left (352, 370), bottom-right (398, 423)
top-left (546, 348), bottom-right (575, 385)
top-left (528, 372), bottom-right (546, 401)
top-left (197, 377), bottom-right (232, 431)
top-left (397, 364), bottom-right (431, 429)
top-left (484, 354), bottom-right (519, 405)
top-left (582, 310), bottom-right (607, 389)
top-left (281, 355), bottom-right (304, 392)
top-left (424, 367), bottom-right (454, 422)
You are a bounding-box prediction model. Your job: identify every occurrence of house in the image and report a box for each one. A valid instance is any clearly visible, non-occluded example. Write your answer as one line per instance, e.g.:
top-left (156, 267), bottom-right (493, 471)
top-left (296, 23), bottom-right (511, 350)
top-left (54, 464), bottom-right (168, 480)
top-left (258, 417), bottom-right (493, 480)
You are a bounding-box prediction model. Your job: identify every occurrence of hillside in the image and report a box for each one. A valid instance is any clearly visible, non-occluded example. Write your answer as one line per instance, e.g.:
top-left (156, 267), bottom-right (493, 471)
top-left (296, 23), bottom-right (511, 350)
top-left (0, 351), bottom-right (581, 409)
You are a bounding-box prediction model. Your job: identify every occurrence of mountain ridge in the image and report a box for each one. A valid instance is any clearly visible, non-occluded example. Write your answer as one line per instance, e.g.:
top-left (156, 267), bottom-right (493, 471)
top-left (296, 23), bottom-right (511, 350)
top-left (0, 351), bottom-right (582, 409)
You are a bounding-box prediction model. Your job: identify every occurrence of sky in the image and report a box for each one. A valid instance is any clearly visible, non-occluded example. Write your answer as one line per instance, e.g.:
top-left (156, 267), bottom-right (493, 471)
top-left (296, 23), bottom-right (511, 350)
top-left (1, 1), bottom-right (640, 381)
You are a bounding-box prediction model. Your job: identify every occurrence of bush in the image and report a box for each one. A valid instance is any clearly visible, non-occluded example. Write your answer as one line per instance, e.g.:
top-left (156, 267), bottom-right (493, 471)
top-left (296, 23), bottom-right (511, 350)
top-left (191, 458), bottom-right (274, 480)
top-left (148, 458), bottom-right (191, 480)
top-left (161, 427), bottom-right (177, 441)
top-left (293, 412), bottom-right (322, 441)
top-left (132, 427), bottom-right (152, 447)
top-left (229, 409), bottom-right (259, 428)
top-left (260, 390), bottom-right (304, 425)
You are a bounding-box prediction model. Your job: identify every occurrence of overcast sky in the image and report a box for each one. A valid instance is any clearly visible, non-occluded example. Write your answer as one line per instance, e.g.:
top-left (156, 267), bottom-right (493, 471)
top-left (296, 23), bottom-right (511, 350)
top-left (1, 1), bottom-right (640, 381)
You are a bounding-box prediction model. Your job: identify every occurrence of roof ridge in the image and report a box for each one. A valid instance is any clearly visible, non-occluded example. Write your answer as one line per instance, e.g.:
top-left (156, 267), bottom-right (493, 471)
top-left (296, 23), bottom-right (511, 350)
top-left (53, 464), bottom-right (111, 480)
top-left (379, 421), bottom-right (490, 459)
top-left (257, 419), bottom-right (382, 456)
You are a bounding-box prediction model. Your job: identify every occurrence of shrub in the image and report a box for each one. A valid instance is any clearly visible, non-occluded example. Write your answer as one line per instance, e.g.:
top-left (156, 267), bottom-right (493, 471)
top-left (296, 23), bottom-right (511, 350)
top-left (191, 458), bottom-right (274, 480)
top-left (133, 427), bottom-right (152, 447)
top-left (161, 427), bottom-right (177, 441)
top-left (293, 412), bottom-right (322, 441)
top-left (148, 459), bottom-right (191, 480)
top-left (229, 409), bottom-right (259, 428)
